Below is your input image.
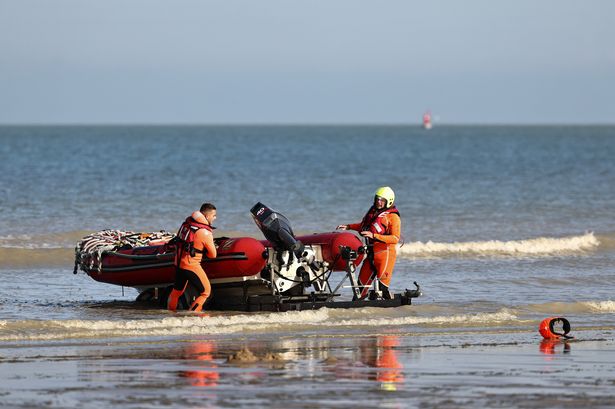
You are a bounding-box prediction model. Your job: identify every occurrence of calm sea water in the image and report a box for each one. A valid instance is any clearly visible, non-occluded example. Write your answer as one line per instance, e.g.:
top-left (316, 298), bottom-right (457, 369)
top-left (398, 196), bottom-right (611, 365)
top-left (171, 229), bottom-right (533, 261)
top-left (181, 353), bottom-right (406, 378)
top-left (1, 125), bottom-right (615, 407)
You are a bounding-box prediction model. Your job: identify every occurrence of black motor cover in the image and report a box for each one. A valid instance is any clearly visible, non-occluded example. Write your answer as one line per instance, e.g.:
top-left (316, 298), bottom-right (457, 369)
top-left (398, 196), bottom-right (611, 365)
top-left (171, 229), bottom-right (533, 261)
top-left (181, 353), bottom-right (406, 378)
top-left (250, 202), bottom-right (304, 257)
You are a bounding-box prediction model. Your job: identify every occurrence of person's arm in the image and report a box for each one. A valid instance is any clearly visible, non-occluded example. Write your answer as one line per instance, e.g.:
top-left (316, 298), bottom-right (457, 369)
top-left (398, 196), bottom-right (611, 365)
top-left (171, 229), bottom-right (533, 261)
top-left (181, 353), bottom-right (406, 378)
top-left (337, 222), bottom-right (361, 231)
top-left (373, 213), bottom-right (400, 244)
top-left (347, 222), bottom-right (361, 231)
top-left (203, 231), bottom-right (217, 258)
top-left (196, 229), bottom-right (217, 258)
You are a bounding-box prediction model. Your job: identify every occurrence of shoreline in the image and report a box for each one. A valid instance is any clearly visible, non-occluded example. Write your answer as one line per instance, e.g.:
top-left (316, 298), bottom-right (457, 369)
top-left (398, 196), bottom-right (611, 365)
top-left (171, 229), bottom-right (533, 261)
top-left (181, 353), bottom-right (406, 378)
top-left (1, 331), bottom-right (614, 408)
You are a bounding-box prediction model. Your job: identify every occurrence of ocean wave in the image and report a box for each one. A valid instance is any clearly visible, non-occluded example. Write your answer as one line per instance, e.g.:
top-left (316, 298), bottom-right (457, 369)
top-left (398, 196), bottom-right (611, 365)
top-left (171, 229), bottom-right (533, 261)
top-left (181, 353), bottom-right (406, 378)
top-left (596, 233), bottom-right (615, 251)
top-left (0, 308), bottom-right (519, 341)
top-left (397, 232), bottom-right (600, 259)
top-left (0, 230), bottom-right (91, 268)
top-left (0, 231), bottom-right (93, 249)
top-left (0, 310), bottom-right (329, 341)
top-left (0, 231), bottom-right (606, 268)
top-left (585, 301), bottom-right (615, 313)
top-left (525, 300), bottom-right (615, 314)
top-left (0, 230), bottom-right (257, 250)
top-left (325, 309), bottom-right (518, 328)
top-left (0, 248), bottom-right (75, 268)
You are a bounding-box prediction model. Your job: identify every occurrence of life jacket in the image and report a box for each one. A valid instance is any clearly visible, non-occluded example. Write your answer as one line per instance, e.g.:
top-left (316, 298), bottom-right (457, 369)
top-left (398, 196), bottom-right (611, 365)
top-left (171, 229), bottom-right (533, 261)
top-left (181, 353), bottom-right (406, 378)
top-left (173, 216), bottom-right (213, 265)
top-left (360, 206), bottom-right (400, 240)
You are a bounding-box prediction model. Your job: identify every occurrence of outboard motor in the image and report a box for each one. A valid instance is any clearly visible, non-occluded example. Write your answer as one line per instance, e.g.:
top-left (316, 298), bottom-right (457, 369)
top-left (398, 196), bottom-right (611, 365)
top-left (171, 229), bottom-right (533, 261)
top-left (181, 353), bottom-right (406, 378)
top-left (250, 202), bottom-right (304, 258)
top-left (250, 202), bottom-right (323, 295)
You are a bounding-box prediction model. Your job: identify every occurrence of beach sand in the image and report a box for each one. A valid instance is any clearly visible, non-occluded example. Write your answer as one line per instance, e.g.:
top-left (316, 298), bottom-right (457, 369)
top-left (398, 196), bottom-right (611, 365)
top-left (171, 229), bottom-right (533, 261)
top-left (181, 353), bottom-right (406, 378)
top-left (1, 330), bottom-right (614, 409)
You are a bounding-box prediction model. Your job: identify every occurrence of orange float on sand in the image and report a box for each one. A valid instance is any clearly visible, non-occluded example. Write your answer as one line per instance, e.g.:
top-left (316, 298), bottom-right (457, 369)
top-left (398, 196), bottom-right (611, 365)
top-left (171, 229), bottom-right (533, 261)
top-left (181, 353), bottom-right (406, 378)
top-left (539, 317), bottom-right (573, 339)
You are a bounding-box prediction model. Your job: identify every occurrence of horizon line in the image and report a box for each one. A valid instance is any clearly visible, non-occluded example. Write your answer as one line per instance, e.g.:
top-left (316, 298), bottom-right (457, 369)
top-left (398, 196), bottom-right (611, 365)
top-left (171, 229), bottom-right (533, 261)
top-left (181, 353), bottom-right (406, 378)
top-left (1, 122), bottom-right (614, 127)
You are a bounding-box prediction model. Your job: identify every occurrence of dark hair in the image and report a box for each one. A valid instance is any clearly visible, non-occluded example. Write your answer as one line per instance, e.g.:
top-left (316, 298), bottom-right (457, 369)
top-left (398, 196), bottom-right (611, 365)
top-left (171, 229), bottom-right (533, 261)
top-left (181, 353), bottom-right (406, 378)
top-left (200, 203), bottom-right (216, 213)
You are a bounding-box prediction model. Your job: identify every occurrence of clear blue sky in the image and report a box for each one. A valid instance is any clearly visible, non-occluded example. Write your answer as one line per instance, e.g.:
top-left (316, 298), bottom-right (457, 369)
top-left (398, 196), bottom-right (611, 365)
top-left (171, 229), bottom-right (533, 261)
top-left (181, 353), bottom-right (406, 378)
top-left (1, 0), bottom-right (614, 124)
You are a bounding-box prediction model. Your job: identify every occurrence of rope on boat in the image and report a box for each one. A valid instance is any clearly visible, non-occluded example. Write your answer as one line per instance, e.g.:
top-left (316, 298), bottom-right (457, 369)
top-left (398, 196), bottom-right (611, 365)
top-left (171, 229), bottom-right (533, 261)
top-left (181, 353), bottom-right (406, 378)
top-left (74, 229), bottom-right (176, 274)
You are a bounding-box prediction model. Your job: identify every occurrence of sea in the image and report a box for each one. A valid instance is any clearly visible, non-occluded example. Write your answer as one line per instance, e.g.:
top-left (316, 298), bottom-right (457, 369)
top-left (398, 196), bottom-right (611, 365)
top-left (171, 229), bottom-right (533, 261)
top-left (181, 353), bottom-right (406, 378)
top-left (1, 125), bottom-right (614, 408)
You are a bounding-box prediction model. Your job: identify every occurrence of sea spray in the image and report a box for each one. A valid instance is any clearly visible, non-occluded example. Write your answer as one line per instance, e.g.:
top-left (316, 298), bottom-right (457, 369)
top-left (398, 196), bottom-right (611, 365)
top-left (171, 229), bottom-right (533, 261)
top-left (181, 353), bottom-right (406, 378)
top-left (397, 232), bottom-right (599, 258)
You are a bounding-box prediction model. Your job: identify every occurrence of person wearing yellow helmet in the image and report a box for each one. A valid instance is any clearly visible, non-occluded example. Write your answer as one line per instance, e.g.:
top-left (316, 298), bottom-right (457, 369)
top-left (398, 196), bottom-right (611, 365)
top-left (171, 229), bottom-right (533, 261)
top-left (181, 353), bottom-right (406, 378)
top-left (337, 186), bottom-right (401, 299)
top-left (373, 186), bottom-right (395, 208)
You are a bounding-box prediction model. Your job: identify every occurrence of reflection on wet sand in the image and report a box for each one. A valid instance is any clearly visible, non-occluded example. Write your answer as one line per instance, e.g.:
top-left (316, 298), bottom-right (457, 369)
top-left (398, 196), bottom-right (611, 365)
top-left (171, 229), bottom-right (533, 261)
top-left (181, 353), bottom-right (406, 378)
top-left (313, 335), bottom-right (410, 391)
top-left (360, 335), bottom-right (404, 390)
top-left (3, 333), bottom-right (614, 408)
top-left (539, 339), bottom-right (571, 356)
top-left (180, 341), bottom-right (219, 387)
top-left (175, 335), bottom-right (410, 392)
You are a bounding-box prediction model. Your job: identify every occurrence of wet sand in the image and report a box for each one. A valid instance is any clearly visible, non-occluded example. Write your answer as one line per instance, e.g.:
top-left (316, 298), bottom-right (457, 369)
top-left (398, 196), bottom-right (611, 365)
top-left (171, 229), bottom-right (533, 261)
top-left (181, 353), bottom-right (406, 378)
top-left (1, 331), bottom-right (614, 409)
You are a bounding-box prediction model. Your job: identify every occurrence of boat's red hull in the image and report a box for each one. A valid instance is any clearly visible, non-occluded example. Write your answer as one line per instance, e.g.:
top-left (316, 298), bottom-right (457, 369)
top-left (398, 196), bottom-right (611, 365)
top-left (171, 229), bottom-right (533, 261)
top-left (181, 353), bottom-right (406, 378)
top-left (86, 232), bottom-right (363, 288)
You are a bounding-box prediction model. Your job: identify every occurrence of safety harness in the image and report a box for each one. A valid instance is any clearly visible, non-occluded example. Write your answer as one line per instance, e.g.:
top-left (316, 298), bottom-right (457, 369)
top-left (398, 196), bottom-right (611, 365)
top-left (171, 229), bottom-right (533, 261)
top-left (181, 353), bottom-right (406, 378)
top-left (172, 216), bottom-right (213, 265)
top-left (359, 205), bottom-right (401, 239)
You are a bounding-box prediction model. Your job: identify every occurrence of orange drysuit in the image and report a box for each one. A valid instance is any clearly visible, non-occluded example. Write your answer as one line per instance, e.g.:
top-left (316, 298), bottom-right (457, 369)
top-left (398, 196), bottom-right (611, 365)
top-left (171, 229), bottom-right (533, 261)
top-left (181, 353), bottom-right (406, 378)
top-left (347, 207), bottom-right (401, 299)
top-left (168, 211), bottom-right (217, 312)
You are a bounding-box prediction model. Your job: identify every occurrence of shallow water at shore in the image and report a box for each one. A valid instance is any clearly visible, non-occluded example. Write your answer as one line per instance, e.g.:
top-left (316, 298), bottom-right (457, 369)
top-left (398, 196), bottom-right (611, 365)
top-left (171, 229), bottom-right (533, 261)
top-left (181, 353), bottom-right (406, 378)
top-left (1, 331), bottom-right (614, 409)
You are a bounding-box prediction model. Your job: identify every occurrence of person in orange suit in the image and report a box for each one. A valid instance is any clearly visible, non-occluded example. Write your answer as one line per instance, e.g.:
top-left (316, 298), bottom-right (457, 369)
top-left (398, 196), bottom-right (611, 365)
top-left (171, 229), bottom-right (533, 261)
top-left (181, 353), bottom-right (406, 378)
top-left (337, 187), bottom-right (401, 299)
top-left (167, 203), bottom-right (217, 312)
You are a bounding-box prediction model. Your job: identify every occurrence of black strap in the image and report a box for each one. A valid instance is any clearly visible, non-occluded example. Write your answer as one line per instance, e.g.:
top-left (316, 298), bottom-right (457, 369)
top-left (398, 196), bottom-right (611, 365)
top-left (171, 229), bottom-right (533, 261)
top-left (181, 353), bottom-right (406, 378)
top-left (189, 245), bottom-right (205, 257)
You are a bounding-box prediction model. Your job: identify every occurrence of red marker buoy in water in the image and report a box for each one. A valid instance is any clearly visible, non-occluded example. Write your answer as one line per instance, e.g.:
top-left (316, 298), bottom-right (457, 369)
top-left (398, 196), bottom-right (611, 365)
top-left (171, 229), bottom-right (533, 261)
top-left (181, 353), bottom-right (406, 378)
top-left (539, 317), bottom-right (573, 339)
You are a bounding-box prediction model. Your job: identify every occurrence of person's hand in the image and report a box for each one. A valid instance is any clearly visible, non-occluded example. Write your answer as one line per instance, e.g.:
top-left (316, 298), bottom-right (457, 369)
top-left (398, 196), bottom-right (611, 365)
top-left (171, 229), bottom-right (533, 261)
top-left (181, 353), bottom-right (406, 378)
top-left (336, 225), bottom-right (348, 230)
top-left (360, 231), bottom-right (374, 239)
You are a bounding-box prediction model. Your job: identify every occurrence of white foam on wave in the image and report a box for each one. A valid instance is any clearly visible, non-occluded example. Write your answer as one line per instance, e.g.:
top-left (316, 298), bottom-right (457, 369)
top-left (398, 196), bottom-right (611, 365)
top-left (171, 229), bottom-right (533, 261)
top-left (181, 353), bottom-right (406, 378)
top-left (584, 300), bottom-right (615, 313)
top-left (398, 232), bottom-right (599, 258)
top-left (0, 309), bottom-right (331, 341)
top-left (326, 309), bottom-right (518, 328)
top-left (0, 308), bottom-right (520, 342)
top-left (524, 300), bottom-right (615, 314)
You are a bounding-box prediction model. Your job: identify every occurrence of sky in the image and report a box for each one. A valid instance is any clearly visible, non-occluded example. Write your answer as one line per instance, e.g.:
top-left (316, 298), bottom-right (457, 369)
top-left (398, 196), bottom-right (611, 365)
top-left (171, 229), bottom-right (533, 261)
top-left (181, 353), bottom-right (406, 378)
top-left (1, 0), bottom-right (614, 125)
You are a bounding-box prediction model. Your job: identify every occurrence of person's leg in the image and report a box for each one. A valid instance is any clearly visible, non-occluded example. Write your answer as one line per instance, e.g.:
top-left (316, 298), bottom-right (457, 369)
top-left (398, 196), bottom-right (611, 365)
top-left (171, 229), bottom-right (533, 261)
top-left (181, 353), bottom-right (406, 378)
top-left (359, 247), bottom-right (396, 300)
top-left (188, 269), bottom-right (211, 312)
top-left (358, 258), bottom-right (377, 299)
top-left (376, 248), bottom-right (396, 300)
top-left (167, 268), bottom-right (190, 311)
top-left (378, 249), bottom-right (397, 287)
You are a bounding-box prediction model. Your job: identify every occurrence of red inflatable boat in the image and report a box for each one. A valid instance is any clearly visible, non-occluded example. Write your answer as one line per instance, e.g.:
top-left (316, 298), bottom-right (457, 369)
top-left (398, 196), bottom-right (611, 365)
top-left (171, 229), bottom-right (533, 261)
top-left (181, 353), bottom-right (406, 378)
top-left (74, 203), bottom-right (420, 311)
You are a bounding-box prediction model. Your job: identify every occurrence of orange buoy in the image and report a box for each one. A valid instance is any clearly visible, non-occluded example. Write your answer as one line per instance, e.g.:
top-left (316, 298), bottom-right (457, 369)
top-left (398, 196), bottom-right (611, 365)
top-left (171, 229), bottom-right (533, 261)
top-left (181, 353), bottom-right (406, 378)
top-left (539, 317), bottom-right (572, 339)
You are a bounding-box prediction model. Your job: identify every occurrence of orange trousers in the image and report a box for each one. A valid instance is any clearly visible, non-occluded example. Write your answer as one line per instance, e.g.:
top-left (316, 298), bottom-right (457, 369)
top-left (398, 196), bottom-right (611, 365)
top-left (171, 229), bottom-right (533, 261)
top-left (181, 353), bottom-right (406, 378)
top-left (167, 267), bottom-right (211, 312)
top-left (358, 245), bottom-right (396, 299)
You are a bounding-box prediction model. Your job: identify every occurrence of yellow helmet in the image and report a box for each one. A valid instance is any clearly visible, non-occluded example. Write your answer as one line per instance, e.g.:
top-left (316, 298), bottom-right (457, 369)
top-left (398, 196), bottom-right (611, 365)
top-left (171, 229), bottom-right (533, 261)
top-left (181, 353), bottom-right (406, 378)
top-left (374, 186), bottom-right (395, 208)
